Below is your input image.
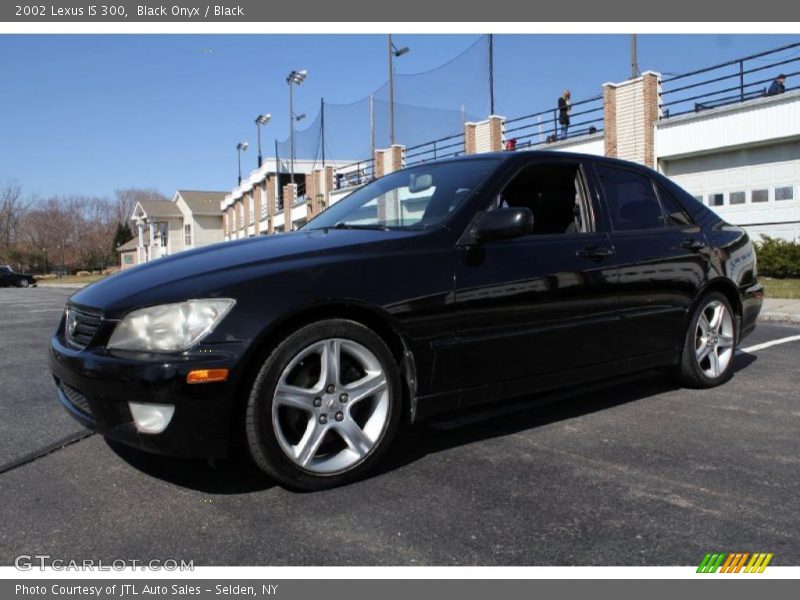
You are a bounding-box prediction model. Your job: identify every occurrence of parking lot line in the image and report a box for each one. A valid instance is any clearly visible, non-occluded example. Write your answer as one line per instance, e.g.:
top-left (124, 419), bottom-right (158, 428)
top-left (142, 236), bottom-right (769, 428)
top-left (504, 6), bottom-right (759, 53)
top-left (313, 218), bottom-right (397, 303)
top-left (740, 334), bottom-right (800, 353)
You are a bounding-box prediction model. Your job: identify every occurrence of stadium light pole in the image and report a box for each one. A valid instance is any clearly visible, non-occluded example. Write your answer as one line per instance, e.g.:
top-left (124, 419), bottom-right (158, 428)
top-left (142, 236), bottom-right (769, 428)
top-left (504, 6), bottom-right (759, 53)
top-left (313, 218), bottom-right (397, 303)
top-left (236, 141), bottom-right (248, 185)
top-left (286, 69), bottom-right (308, 185)
top-left (388, 35), bottom-right (410, 146)
top-left (255, 114), bottom-right (271, 168)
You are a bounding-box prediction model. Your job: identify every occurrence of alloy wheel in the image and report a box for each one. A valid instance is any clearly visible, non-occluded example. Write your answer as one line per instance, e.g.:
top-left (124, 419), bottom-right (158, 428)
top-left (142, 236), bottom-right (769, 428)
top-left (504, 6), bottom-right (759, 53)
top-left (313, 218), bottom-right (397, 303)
top-left (694, 299), bottom-right (735, 379)
top-left (271, 338), bottom-right (390, 474)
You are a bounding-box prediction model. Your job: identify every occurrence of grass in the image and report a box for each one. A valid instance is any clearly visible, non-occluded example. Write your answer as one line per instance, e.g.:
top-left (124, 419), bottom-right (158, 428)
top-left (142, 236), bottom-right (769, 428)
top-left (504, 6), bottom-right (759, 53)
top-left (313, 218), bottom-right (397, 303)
top-left (762, 278), bottom-right (800, 300)
top-left (38, 274), bottom-right (108, 285)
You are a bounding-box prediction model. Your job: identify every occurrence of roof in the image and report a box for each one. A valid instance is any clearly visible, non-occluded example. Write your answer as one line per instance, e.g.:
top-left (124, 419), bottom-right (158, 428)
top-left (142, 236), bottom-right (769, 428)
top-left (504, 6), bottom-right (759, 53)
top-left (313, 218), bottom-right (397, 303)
top-left (176, 190), bottom-right (227, 216)
top-left (117, 238), bottom-right (140, 252)
top-left (136, 200), bottom-right (182, 218)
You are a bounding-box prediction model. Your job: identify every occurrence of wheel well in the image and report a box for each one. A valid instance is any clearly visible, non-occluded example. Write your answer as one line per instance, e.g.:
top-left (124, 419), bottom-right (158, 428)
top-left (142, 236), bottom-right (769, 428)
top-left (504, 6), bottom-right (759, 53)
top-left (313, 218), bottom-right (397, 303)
top-left (227, 304), bottom-right (413, 457)
top-left (701, 279), bottom-right (743, 320)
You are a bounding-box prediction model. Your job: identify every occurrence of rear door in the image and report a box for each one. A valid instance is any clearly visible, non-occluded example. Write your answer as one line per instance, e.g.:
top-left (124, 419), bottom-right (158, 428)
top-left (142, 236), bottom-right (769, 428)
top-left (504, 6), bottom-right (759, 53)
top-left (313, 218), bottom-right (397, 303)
top-left (591, 163), bottom-right (710, 357)
top-left (453, 157), bottom-right (620, 395)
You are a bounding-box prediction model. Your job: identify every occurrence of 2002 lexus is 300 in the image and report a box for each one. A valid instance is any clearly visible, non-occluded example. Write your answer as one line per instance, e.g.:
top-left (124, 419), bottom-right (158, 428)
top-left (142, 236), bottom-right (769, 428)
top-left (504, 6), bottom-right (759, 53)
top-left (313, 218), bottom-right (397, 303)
top-left (50, 151), bottom-right (763, 490)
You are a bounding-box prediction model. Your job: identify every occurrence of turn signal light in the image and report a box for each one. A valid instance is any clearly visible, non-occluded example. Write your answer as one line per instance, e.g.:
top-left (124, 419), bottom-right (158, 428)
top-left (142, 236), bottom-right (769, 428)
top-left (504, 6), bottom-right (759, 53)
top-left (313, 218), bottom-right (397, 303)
top-left (186, 369), bottom-right (229, 384)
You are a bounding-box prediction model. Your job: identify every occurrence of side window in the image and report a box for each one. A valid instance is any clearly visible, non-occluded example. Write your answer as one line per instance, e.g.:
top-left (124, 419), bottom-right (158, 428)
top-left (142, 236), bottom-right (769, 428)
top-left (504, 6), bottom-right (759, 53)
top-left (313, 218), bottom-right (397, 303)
top-left (490, 162), bottom-right (590, 235)
top-left (656, 183), bottom-right (694, 227)
top-left (596, 165), bottom-right (664, 231)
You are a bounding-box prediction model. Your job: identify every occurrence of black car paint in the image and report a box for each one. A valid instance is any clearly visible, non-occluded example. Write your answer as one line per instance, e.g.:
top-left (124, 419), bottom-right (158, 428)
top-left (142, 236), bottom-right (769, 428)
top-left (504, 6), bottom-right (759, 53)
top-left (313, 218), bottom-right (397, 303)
top-left (49, 151), bottom-right (763, 458)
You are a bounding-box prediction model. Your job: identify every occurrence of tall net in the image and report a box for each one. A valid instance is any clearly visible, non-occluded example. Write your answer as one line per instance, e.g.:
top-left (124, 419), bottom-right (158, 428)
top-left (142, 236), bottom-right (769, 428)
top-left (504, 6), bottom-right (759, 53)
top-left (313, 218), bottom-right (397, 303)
top-left (278, 35), bottom-right (491, 164)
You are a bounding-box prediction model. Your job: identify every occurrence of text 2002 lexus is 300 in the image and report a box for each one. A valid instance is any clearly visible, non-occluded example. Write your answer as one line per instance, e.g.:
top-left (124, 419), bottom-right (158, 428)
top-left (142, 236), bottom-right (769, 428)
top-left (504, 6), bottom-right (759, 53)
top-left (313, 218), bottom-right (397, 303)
top-left (50, 152), bottom-right (763, 490)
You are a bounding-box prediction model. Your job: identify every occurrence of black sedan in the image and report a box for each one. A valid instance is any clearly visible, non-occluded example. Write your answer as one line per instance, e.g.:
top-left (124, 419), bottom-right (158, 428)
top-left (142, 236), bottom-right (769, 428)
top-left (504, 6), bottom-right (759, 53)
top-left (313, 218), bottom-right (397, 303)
top-left (50, 152), bottom-right (763, 490)
top-left (0, 265), bottom-right (37, 287)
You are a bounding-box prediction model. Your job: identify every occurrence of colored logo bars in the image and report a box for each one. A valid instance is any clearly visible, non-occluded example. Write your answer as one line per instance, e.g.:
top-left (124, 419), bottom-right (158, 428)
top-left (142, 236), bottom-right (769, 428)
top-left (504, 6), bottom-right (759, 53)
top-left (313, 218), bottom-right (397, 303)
top-left (697, 553), bottom-right (773, 573)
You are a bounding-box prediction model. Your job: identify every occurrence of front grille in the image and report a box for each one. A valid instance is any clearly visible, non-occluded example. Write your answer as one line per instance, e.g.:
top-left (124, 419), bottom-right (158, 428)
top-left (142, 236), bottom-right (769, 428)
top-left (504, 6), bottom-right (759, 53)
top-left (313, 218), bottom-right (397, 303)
top-left (61, 382), bottom-right (92, 417)
top-left (65, 306), bottom-right (102, 349)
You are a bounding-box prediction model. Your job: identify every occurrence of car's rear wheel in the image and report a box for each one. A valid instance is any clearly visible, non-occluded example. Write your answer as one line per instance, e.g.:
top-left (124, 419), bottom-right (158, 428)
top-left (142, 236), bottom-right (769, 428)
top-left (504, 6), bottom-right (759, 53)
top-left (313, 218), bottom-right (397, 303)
top-left (679, 292), bottom-right (736, 388)
top-left (245, 319), bottom-right (402, 491)
top-left (17, 279), bottom-right (29, 288)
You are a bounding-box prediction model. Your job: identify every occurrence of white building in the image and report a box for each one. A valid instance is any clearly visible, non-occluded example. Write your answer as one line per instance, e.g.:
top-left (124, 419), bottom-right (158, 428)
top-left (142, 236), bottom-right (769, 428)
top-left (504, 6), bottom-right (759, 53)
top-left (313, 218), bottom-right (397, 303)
top-left (125, 190), bottom-right (227, 267)
top-left (221, 158), bottom-right (360, 240)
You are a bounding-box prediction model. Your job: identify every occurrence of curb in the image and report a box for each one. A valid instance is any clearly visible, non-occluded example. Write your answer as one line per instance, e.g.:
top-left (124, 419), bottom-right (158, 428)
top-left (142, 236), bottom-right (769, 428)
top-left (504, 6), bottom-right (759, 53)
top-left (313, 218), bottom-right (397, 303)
top-left (37, 283), bottom-right (87, 289)
top-left (759, 312), bottom-right (800, 324)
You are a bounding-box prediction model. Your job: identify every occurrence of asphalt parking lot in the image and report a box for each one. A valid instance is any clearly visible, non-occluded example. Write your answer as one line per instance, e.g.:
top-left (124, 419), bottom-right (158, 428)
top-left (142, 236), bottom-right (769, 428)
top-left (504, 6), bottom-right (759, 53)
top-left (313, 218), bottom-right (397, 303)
top-left (0, 286), bottom-right (798, 566)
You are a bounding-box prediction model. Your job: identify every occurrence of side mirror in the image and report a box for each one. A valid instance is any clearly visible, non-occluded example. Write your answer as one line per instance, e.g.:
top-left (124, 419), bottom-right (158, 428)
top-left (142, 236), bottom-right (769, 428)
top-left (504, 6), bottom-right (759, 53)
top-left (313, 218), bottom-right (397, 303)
top-left (475, 207), bottom-right (534, 242)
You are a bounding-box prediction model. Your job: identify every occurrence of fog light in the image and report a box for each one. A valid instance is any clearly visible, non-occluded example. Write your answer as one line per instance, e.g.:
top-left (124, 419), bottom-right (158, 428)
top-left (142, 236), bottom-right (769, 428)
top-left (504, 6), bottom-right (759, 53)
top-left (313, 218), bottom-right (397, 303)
top-left (129, 402), bottom-right (175, 434)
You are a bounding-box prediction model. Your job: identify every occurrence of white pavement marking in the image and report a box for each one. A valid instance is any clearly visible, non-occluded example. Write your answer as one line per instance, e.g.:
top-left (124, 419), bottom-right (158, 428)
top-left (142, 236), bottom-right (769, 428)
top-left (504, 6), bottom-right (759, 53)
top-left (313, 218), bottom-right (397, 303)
top-left (740, 335), bottom-right (800, 354)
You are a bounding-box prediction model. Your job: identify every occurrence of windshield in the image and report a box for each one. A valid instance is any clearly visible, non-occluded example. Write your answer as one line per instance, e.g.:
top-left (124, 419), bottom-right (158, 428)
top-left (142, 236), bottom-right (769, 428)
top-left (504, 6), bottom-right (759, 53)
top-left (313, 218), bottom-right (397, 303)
top-left (304, 159), bottom-right (499, 231)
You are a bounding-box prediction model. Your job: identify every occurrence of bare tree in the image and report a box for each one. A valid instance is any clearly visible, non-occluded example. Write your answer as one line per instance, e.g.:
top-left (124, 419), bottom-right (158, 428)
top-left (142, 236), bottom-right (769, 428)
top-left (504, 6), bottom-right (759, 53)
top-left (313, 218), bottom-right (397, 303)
top-left (113, 188), bottom-right (169, 225)
top-left (0, 181), bottom-right (28, 250)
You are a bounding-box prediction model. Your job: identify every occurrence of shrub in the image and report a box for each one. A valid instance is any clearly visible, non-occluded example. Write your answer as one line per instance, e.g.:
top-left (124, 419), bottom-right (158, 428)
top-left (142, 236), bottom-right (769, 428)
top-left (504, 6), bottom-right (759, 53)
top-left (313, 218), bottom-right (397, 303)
top-left (754, 236), bottom-right (800, 278)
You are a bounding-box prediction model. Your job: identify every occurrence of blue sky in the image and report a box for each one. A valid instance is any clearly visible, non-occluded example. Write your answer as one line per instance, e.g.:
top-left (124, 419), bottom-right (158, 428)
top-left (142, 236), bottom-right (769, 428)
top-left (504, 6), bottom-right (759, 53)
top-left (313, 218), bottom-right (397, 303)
top-left (0, 34), bottom-right (798, 200)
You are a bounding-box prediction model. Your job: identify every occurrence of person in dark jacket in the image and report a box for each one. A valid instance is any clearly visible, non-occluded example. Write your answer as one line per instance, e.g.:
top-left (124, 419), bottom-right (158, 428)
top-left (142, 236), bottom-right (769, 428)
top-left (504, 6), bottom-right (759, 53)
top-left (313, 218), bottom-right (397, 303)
top-left (767, 74), bottom-right (786, 96)
top-left (558, 90), bottom-right (571, 139)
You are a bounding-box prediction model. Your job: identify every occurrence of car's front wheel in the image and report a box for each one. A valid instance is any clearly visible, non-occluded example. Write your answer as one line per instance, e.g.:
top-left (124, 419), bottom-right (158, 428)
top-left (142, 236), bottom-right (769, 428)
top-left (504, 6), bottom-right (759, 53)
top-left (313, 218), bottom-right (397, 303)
top-left (679, 292), bottom-right (737, 388)
top-left (17, 279), bottom-right (30, 288)
top-left (245, 319), bottom-right (402, 491)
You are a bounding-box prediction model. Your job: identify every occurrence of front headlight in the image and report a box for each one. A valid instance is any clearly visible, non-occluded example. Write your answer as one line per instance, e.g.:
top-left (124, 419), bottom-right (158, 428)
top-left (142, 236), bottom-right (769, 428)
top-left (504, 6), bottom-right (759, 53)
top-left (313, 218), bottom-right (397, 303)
top-left (107, 299), bottom-right (236, 352)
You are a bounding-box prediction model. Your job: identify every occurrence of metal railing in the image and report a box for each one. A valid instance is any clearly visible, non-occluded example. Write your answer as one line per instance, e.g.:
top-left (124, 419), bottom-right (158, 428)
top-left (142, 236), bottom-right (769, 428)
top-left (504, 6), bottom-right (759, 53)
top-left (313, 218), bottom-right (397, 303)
top-left (503, 94), bottom-right (604, 150)
top-left (404, 131), bottom-right (466, 166)
top-left (660, 42), bottom-right (800, 118)
top-left (334, 158), bottom-right (376, 190)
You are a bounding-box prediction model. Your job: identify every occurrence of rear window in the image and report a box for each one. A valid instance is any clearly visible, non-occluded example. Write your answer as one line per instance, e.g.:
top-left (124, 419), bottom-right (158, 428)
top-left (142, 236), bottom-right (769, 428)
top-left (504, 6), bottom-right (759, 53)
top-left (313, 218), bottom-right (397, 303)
top-left (656, 184), bottom-right (694, 226)
top-left (596, 165), bottom-right (664, 231)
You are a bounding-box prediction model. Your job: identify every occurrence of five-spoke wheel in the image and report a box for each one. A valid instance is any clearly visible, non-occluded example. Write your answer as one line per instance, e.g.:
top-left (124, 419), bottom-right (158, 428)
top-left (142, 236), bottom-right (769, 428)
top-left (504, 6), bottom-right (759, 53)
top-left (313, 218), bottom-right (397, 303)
top-left (245, 319), bottom-right (401, 490)
top-left (680, 292), bottom-right (737, 388)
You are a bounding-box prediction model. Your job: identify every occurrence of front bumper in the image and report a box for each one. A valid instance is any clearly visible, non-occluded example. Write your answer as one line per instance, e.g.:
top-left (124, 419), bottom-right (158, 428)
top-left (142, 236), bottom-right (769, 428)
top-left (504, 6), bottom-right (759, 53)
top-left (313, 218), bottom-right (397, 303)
top-left (49, 331), bottom-right (248, 459)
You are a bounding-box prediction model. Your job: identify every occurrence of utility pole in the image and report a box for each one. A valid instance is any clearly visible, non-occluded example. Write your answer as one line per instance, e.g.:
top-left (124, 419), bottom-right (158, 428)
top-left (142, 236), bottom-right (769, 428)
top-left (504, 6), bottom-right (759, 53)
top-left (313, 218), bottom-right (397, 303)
top-left (631, 34), bottom-right (639, 79)
top-left (370, 94), bottom-right (375, 160)
top-left (275, 139), bottom-right (282, 207)
top-left (489, 34), bottom-right (495, 115)
top-left (388, 34), bottom-right (395, 145)
top-left (320, 97), bottom-right (326, 167)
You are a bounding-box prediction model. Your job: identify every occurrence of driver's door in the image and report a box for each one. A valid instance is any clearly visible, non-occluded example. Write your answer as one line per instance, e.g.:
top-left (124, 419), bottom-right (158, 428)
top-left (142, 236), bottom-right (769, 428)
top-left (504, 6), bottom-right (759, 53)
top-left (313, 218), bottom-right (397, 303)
top-left (453, 158), bottom-right (620, 401)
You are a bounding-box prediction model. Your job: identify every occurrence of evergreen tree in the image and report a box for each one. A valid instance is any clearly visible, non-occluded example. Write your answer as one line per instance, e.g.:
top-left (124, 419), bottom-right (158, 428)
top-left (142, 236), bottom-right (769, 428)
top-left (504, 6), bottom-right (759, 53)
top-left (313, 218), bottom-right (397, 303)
top-left (111, 221), bottom-right (134, 254)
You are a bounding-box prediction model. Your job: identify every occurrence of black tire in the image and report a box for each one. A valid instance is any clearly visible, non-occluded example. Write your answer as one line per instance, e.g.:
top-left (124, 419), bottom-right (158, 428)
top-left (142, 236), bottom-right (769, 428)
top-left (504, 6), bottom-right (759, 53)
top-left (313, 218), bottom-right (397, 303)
top-left (678, 292), bottom-right (737, 388)
top-left (17, 279), bottom-right (29, 288)
top-left (245, 319), bottom-right (402, 491)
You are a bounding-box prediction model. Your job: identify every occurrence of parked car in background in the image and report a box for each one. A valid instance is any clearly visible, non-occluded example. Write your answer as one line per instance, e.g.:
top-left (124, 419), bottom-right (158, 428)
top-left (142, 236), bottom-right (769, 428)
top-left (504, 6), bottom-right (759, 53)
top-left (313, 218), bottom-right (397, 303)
top-left (0, 265), bottom-right (37, 288)
top-left (50, 152), bottom-right (763, 491)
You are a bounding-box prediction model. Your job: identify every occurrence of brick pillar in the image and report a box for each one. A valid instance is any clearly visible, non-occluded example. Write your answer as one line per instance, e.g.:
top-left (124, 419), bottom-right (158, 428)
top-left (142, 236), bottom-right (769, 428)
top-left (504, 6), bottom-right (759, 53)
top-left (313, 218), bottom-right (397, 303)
top-left (464, 122), bottom-right (477, 154)
top-left (322, 166), bottom-right (334, 211)
top-left (374, 149), bottom-right (385, 178)
top-left (283, 183), bottom-right (296, 232)
top-left (252, 183), bottom-right (262, 232)
top-left (603, 71), bottom-right (661, 167)
top-left (469, 115), bottom-right (505, 153)
top-left (306, 170), bottom-right (318, 219)
top-left (266, 176), bottom-right (276, 234)
top-left (642, 72), bottom-right (660, 168)
top-left (245, 192), bottom-right (252, 228)
top-left (230, 203), bottom-right (238, 239)
top-left (374, 145), bottom-right (405, 177)
top-left (488, 115), bottom-right (504, 152)
top-left (390, 144), bottom-right (404, 171)
top-left (603, 83), bottom-right (617, 158)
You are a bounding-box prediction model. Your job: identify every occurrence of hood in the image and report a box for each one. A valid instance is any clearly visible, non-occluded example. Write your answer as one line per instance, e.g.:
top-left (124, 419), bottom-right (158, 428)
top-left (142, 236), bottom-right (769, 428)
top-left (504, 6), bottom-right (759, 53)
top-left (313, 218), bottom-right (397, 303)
top-left (71, 228), bottom-right (415, 314)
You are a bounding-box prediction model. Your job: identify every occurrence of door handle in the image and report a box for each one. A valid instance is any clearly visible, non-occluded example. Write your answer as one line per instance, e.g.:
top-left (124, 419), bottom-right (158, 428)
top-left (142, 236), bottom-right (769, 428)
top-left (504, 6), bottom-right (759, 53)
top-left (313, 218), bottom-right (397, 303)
top-left (681, 238), bottom-right (706, 252)
top-left (577, 245), bottom-right (614, 260)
